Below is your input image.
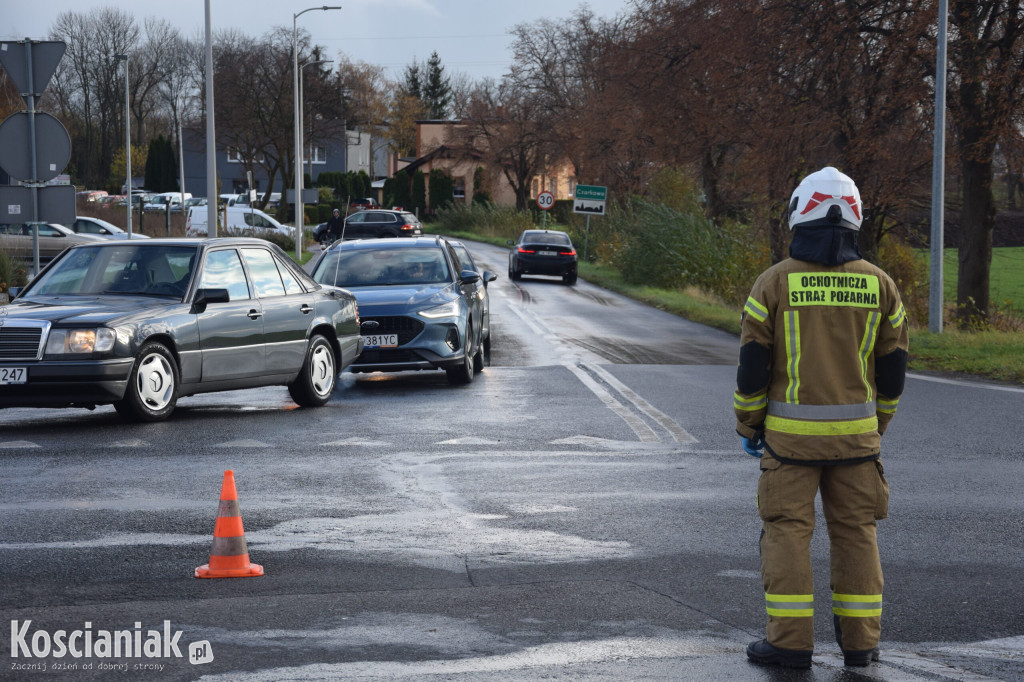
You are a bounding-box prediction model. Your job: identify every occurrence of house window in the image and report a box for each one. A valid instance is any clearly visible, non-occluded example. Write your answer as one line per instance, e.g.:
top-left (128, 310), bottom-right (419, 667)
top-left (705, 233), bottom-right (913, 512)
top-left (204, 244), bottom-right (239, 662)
top-left (308, 146), bottom-right (327, 165)
top-left (532, 178), bottom-right (540, 198)
top-left (549, 178), bottom-right (556, 195)
top-left (226, 147), bottom-right (264, 164)
top-left (453, 176), bottom-right (466, 199)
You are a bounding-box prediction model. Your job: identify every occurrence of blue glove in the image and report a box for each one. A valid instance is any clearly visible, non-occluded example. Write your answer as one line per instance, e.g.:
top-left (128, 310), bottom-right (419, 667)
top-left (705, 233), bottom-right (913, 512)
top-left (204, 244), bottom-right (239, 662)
top-left (741, 435), bottom-right (764, 458)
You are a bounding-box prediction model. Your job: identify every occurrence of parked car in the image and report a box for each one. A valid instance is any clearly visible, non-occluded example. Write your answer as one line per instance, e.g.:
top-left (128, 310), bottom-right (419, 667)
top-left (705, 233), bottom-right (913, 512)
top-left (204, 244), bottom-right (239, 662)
top-left (76, 190), bottom-right (108, 204)
top-left (143, 192), bottom-right (192, 213)
top-left (507, 229), bottom-right (578, 285)
top-left (446, 239), bottom-right (495, 363)
top-left (70, 216), bottom-right (151, 240)
top-left (97, 195), bottom-right (125, 209)
top-left (186, 206), bottom-right (294, 238)
top-left (0, 238), bottom-right (363, 421)
top-left (309, 236), bottom-right (496, 384)
top-left (349, 197), bottom-right (380, 211)
top-left (0, 222), bottom-right (105, 263)
top-left (114, 192), bottom-right (155, 209)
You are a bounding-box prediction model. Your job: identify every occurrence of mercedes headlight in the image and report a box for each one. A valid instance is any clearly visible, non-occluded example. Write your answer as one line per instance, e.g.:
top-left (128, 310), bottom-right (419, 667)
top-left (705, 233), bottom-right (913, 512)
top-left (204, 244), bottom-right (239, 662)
top-left (46, 328), bottom-right (117, 354)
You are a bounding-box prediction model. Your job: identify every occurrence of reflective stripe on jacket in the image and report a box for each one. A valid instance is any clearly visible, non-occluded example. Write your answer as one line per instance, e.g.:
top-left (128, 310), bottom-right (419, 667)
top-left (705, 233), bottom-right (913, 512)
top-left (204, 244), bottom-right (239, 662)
top-left (734, 258), bottom-right (909, 463)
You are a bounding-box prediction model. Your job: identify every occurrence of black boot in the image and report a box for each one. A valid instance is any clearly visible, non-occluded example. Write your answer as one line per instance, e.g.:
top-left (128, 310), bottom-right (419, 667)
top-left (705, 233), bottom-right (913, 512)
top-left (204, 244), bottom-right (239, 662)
top-left (746, 639), bottom-right (813, 669)
top-left (834, 614), bottom-right (880, 666)
top-left (843, 647), bottom-right (880, 666)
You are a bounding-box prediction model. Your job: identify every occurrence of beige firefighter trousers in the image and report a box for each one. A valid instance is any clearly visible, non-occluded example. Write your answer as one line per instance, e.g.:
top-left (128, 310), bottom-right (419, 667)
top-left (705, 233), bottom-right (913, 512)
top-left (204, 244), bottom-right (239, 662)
top-left (757, 455), bottom-right (890, 652)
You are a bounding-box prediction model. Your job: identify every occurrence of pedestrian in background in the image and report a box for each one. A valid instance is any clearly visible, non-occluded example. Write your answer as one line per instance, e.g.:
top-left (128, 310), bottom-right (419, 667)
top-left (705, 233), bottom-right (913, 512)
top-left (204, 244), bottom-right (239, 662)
top-left (734, 167), bottom-right (909, 669)
top-left (326, 208), bottom-right (345, 243)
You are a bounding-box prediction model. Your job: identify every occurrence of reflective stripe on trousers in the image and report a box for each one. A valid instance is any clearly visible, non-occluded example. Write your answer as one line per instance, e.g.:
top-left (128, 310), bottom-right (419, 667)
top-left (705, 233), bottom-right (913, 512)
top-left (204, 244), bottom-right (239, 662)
top-left (765, 593), bottom-right (814, 618)
top-left (833, 593), bottom-right (883, 617)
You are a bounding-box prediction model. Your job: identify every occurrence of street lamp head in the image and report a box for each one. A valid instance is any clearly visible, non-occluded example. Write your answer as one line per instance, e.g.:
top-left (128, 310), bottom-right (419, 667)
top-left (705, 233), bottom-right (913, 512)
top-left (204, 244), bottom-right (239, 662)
top-left (114, 54), bottom-right (127, 61)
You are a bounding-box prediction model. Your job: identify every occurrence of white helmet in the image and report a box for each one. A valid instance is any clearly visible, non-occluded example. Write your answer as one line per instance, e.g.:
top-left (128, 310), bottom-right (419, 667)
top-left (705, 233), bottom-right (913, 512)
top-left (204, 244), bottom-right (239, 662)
top-left (787, 167), bottom-right (863, 231)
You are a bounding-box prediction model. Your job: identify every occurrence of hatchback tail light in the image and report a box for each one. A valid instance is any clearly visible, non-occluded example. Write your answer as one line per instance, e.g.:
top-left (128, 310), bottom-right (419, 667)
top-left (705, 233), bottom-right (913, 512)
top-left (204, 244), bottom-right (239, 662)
top-left (400, 223), bottom-right (418, 231)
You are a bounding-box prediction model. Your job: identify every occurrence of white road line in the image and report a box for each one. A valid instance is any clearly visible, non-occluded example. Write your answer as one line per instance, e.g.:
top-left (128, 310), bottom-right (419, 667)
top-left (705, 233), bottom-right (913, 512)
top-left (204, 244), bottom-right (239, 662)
top-left (564, 363), bottom-right (660, 442)
top-left (582, 363), bottom-right (697, 443)
top-left (908, 372), bottom-right (1024, 393)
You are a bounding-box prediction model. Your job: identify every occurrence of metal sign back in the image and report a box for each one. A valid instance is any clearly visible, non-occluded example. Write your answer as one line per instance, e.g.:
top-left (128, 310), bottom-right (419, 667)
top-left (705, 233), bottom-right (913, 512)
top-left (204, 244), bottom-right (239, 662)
top-left (0, 184), bottom-right (76, 224)
top-left (0, 111), bottom-right (72, 181)
top-left (0, 41), bottom-right (66, 102)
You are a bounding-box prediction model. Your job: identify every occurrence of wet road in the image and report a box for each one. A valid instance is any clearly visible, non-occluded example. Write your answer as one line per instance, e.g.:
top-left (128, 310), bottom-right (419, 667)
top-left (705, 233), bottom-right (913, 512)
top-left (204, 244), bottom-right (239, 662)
top-left (1, 239), bottom-right (1022, 680)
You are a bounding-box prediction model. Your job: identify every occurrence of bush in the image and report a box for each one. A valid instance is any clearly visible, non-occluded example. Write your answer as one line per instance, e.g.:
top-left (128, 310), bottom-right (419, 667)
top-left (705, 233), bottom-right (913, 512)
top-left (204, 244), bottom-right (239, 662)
top-left (877, 236), bottom-right (928, 329)
top-left (605, 197), bottom-right (762, 305)
top-left (434, 202), bottom-right (534, 240)
top-left (0, 249), bottom-right (29, 294)
top-left (253, 230), bottom-right (295, 253)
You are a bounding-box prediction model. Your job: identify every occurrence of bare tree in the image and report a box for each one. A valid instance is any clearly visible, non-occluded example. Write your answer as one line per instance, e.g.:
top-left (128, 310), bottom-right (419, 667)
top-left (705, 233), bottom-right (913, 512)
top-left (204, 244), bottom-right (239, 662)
top-left (50, 8), bottom-right (140, 188)
top-left (461, 79), bottom-right (549, 211)
top-left (946, 0), bottom-right (1024, 325)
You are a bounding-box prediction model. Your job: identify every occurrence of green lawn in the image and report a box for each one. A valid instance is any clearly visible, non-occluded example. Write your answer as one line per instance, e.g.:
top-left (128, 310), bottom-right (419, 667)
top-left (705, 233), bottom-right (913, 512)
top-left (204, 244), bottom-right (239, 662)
top-left (921, 247), bottom-right (1024, 316)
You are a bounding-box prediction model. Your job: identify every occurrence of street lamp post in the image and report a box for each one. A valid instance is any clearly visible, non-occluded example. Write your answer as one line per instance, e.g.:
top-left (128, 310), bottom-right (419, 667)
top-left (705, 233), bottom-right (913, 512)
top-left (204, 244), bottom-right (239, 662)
top-left (300, 58), bottom-right (334, 200)
top-left (115, 54), bottom-right (131, 238)
top-left (293, 5), bottom-right (341, 260)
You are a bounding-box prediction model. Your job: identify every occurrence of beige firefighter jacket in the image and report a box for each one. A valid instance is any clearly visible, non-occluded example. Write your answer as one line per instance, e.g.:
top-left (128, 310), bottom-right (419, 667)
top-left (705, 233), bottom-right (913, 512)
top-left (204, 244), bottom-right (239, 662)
top-left (734, 257), bottom-right (909, 463)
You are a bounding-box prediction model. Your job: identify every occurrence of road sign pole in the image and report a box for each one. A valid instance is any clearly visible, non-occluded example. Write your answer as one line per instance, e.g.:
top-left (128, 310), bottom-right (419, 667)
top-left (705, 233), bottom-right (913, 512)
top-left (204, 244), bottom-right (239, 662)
top-left (24, 41), bottom-right (41, 276)
top-left (584, 215), bottom-right (590, 261)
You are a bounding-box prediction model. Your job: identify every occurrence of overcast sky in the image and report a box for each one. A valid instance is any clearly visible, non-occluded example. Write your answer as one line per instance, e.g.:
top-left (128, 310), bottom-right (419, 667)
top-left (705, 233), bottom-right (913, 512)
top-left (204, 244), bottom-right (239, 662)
top-left (2, 0), bottom-right (634, 82)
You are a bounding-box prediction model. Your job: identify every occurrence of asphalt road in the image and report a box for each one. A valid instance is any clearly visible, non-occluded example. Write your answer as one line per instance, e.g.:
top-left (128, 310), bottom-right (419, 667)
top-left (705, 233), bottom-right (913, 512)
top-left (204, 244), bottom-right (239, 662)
top-left (1, 239), bottom-right (1022, 681)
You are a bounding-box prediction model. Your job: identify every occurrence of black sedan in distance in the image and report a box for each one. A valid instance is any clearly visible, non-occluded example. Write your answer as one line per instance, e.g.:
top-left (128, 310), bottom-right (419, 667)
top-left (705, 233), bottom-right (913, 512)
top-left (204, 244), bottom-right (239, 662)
top-left (0, 238), bottom-right (363, 421)
top-left (507, 229), bottom-right (578, 285)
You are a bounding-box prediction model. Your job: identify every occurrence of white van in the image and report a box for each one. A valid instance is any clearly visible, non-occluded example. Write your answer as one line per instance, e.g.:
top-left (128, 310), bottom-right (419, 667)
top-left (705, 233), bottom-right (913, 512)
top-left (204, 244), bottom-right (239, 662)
top-left (186, 206), bottom-right (294, 238)
top-left (143, 192), bottom-right (193, 213)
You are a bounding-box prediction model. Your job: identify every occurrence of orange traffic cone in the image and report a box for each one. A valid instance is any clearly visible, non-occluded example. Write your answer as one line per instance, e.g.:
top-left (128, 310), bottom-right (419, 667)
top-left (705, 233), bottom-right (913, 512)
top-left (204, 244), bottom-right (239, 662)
top-left (195, 470), bottom-right (264, 578)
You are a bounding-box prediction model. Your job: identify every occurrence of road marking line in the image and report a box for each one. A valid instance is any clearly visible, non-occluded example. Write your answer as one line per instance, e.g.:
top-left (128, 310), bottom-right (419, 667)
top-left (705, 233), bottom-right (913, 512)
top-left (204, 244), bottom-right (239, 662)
top-left (564, 363), bottom-right (660, 442)
top-left (908, 372), bottom-right (1024, 394)
top-left (214, 439), bottom-right (271, 448)
top-left (582, 363), bottom-right (697, 443)
top-left (437, 437), bottom-right (501, 445)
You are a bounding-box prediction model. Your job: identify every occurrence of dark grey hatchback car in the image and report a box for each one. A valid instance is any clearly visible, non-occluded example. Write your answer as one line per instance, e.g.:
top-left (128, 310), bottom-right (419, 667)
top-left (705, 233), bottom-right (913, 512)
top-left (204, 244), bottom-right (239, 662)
top-left (0, 238), bottom-right (362, 421)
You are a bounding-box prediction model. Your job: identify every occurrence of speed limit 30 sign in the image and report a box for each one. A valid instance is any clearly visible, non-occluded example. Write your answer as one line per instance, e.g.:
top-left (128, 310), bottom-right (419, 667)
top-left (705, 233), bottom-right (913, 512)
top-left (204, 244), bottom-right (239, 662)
top-left (536, 191), bottom-right (555, 210)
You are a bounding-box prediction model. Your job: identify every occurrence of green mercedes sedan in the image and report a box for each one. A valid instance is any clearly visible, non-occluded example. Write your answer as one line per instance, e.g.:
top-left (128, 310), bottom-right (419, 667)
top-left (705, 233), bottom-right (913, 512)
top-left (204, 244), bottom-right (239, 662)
top-left (0, 238), bottom-right (362, 421)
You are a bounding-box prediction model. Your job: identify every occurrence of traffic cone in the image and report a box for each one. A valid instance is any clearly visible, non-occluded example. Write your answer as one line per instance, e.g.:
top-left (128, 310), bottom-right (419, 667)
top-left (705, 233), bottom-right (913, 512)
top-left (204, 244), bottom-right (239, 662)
top-left (195, 470), bottom-right (264, 578)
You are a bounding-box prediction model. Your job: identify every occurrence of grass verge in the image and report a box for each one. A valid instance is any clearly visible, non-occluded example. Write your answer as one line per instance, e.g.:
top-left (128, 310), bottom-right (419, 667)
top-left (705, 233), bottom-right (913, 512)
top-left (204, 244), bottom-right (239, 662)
top-left (442, 231), bottom-right (1024, 385)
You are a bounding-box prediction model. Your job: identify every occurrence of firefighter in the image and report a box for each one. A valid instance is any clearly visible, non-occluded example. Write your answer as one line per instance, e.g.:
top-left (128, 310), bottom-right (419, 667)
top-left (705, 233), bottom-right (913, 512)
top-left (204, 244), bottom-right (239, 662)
top-left (735, 167), bottom-right (909, 669)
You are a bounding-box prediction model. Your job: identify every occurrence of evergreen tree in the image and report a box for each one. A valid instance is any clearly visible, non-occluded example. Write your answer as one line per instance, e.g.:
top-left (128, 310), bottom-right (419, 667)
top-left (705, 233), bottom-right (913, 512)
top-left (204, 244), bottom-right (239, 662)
top-left (412, 171), bottom-right (427, 215)
top-left (403, 62), bottom-right (422, 100)
top-left (428, 168), bottom-right (454, 211)
top-left (422, 52), bottom-right (451, 119)
top-left (144, 136), bottom-right (177, 192)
